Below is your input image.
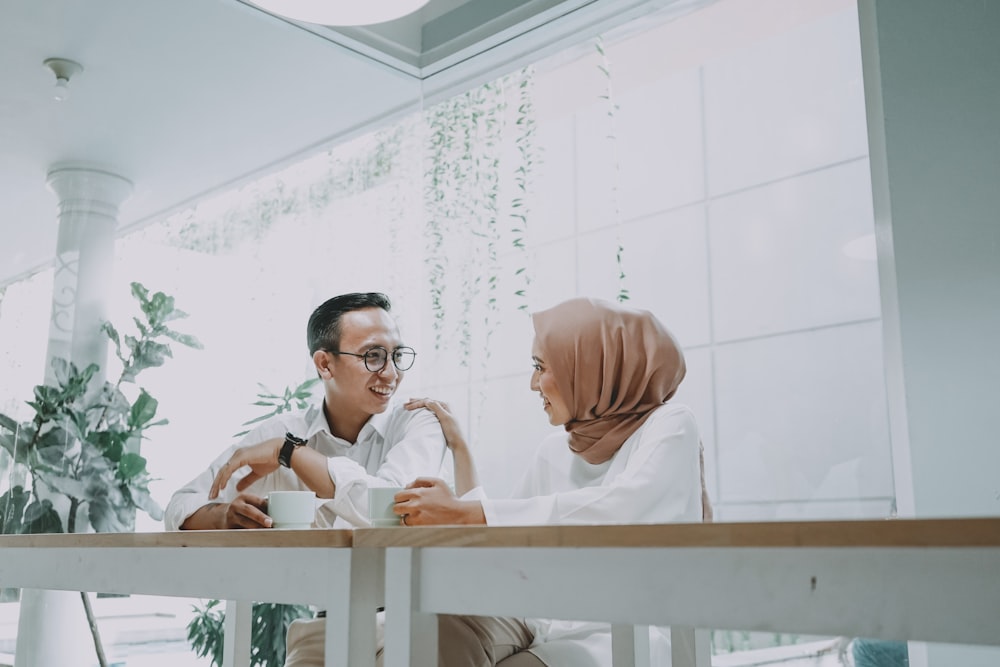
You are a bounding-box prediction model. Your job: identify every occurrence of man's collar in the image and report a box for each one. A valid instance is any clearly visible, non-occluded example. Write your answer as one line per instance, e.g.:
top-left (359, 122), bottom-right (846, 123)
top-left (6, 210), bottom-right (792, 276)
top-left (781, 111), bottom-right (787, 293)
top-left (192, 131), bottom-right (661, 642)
top-left (362, 406), bottom-right (390, 439)
top-left (310, 398), bottom-right (391, 443)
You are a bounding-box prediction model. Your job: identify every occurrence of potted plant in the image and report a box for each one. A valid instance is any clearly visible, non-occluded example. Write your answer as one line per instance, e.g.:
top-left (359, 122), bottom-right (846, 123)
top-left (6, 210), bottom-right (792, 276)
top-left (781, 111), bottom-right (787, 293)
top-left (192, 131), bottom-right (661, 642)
top-left (0, 281), bottom-right (202, 666)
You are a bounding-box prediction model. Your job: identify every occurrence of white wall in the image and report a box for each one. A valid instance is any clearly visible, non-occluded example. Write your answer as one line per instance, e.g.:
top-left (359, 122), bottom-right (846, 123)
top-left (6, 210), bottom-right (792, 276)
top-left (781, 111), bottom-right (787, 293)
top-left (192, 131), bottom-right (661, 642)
top-left (859, 0), bottom-right (1000, 664)
top-left (860, 0), bottom-right (1000, 520)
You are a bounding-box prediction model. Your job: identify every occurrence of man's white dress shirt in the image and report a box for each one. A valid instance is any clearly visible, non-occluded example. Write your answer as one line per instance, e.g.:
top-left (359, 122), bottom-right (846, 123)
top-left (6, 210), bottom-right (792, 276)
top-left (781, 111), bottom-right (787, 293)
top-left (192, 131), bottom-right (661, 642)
top-left (164, 400), bottom-right (446, 530)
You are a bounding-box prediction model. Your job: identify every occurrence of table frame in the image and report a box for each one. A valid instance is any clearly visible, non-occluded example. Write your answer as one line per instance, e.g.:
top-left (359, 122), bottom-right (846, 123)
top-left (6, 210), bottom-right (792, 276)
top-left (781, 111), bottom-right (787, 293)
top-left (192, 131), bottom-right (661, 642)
top-left (355, 519), bottom-right (1000, 667)
top-left (0, 530), bottom-right (381, 667)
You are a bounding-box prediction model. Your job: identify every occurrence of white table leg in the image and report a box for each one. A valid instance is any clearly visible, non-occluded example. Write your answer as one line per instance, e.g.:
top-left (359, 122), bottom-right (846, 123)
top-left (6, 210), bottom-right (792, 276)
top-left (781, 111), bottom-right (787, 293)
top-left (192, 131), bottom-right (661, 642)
top-left (384, 547), bottom-right (437, 667)
top-left (222, 599), bottom-right (252, 667)
top-left (323, 548), bottom-right (380, 667)
top-left (671, 627), bottom-right (711, 667)
top-left (612, 624), bottom-right (651, 667)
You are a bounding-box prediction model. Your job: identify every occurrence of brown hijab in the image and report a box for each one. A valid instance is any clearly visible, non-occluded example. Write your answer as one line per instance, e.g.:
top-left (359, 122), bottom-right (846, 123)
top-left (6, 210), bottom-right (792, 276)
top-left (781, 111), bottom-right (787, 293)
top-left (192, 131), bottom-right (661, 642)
top-left (532, 297), bottom-right (713, 521)
top-left (531, 297), bottom-right (686, 465)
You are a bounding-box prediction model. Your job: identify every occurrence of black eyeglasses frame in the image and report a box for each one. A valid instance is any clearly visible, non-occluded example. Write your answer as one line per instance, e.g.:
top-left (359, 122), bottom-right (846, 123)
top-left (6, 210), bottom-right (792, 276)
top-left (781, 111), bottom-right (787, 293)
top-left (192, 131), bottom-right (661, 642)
top-left (324, 346), bottom-right (416, 372)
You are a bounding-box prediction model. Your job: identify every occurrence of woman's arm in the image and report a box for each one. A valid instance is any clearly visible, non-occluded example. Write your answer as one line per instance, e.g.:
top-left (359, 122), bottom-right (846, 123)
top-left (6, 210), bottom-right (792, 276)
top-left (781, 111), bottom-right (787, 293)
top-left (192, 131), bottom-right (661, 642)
top-left (404, 398), bottom-right (479, 495)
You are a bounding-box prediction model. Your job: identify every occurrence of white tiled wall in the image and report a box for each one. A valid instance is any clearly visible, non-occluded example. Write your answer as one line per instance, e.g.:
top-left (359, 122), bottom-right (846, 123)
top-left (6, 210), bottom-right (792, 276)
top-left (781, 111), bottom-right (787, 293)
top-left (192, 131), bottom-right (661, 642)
top-left (577, 204), bottom-right (712, 349)
top-left (709, 159), bottom-right (881, 341)
top-left (702, 7), bottom-right (869, 196)
top-left (615, 69), bottom-right (706, 220)
top-left (714, 321), bottom-right (892, 505)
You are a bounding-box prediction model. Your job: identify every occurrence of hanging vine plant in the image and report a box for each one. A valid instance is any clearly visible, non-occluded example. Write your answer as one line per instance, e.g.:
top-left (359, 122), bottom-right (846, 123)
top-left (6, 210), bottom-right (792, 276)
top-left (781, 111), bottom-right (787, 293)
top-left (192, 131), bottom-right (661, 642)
top-left (141, 125), bottom-right (407, 257)
top-left (597, 37), bottom-right (630, 302)
top-left (421, 73), bottom-right (515, 366)
top-left (511, 66), bottom-right (537, 313)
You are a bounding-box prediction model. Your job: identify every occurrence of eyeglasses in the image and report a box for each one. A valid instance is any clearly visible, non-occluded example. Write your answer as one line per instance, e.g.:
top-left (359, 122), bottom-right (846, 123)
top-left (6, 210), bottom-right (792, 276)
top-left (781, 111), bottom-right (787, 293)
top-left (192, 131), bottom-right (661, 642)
top-left (325, 346), bottom-right (417, 372)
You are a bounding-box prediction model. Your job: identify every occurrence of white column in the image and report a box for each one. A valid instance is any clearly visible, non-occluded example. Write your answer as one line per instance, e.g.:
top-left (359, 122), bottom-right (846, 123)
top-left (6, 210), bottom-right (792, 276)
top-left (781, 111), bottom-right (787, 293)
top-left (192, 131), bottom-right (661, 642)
top-left (42, 163), bottom-right (133, 383)
top-left (858, 1), bottom-right (1000, 665)
top-left (15, 164), bottom-right (132, 667)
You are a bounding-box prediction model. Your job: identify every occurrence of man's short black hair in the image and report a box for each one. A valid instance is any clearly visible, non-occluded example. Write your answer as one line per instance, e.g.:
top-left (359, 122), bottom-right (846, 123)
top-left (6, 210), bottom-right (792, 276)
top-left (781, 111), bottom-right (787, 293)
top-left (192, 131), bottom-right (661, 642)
top-left (307, 292), bottom-right (392, 354)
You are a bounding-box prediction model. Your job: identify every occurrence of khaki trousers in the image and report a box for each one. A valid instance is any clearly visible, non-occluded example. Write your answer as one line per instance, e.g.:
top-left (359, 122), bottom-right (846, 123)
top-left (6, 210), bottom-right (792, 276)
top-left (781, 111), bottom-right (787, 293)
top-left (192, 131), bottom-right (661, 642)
top-left (283, 614), bottom-right (544, 667)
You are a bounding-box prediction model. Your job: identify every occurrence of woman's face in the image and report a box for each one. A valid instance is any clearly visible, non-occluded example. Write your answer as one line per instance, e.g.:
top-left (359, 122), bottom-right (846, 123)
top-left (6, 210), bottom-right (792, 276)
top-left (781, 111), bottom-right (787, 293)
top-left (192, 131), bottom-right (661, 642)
top-left (530, 337), bottom-right (571, 426)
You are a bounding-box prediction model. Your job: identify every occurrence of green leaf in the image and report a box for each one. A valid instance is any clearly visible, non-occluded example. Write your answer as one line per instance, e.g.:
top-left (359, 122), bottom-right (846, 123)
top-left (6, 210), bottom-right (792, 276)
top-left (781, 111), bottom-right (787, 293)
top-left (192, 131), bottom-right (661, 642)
top-left (188, 599), bottom-right (226, 667)
top-left (0, 417), bottom-right (34, 463)
top-left (130, 282), bottom-right (150, 305)
top-left (118, 452), bottom-right (148, 480)
top-left (102, 322), bottom-right (122, 361)
top-left (51, 357), bottom-right (72, 386)
top-left (124, 340), bottom-right (173, 381)
top-left (164, 329), bottom-right (204, 350)
top-left (87, 487), bottom-right (130, 533)
top-left (43, 475), bottom-right (89, 500)
top-left (0, 413), bottom-right (19, 434)
top-left (132, 317), bottom-right (150, 338)
top-left (98, 384), bottom-right (132, 421)
top-left (126, 484), bottom-right (163, 521)
top-left (0, 486), bottom-right (30, 534)
top-left (22, 499), bottom-right (63, 534)
top-left (128, 390), bottom-right (159, 429)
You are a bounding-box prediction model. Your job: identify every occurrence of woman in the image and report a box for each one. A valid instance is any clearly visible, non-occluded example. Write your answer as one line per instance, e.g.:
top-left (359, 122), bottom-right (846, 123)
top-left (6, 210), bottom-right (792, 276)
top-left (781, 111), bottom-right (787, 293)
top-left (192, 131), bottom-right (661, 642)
top-left (398, 296), bottom-right (711, 666)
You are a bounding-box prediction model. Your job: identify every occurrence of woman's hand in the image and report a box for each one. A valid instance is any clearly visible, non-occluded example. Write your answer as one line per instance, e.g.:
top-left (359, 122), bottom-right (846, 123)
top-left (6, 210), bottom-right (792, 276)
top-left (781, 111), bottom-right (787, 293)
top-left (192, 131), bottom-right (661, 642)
top-left (404, 398), bottom-right (467, 451)
top-left (393, 477), bottom-right (485, 526)
top-left (209, 437), bottom-right (284, 499)
top-left (404, 398), bottom-right (480, 495)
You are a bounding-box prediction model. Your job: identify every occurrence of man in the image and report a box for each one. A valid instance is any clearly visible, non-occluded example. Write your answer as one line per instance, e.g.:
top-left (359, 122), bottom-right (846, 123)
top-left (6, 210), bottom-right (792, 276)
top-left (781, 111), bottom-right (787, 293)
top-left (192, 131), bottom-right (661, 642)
top-left (164, 292), bottom-right (445, 666)
top-left (164, 291), bottom-right (446, 531)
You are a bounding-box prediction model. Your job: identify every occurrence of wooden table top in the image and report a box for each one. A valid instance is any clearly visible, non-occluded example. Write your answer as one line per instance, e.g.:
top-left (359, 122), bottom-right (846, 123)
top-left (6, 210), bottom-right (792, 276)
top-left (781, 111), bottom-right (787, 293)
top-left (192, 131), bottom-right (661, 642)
top-left (353, 517), bottom-right (1000, 548)
top-left (3, 518), bottom-right (998, 550)
top-left (0, 528), bottom-right (353, 548)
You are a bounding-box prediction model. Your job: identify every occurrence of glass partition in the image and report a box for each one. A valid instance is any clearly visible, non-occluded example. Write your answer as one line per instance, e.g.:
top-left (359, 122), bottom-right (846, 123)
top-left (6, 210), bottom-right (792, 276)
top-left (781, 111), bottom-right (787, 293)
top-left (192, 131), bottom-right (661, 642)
top-left (0, 0), bottom-right (895, 664)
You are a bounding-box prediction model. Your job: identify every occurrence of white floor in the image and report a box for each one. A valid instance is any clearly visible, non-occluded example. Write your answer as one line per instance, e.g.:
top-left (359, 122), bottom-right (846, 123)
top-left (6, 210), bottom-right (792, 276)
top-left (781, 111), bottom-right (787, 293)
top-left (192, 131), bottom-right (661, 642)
top-left (0, 596), bottom-right (848, 667)
top-left (0, 595), bottom-right (212, 667)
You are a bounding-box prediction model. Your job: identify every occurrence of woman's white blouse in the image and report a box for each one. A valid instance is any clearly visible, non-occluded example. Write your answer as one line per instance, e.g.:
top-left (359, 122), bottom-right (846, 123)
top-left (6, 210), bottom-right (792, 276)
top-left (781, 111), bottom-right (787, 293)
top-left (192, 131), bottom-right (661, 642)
top-left (482, 402), bottom-right (703, 526)
top-left (476, 402), bottom-right (704, 666)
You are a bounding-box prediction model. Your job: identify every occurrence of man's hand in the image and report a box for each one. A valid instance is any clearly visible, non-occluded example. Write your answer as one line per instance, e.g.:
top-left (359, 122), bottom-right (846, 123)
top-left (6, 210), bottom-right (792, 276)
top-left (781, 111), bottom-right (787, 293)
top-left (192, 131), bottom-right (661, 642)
top-left (393, 477), bottom-right (485, 526)
top-left (209, 437), bottom-right (284, 499)
top-left (223, 493), bottom-right (272, 529)
top-left (179, 493), bottom-right (272, 530)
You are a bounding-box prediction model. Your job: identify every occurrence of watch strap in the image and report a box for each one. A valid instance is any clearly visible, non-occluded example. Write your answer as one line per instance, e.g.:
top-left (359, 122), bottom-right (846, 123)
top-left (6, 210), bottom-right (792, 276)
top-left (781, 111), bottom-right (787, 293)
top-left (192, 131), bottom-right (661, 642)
top-left (278, 432), bottom-right (306, 468)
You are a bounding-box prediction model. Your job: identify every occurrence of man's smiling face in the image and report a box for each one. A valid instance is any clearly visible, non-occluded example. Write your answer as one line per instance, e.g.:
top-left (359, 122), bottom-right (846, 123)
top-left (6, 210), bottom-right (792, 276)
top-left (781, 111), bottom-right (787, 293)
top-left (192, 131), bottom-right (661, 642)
top-left (323, 307), bottom-right (405, 419)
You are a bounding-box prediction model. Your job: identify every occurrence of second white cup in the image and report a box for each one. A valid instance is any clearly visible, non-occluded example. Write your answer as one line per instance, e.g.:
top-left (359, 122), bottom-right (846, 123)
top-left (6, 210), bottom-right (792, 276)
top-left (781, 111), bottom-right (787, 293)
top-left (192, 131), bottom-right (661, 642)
top-left (368, 486), bottom-right (405, 527)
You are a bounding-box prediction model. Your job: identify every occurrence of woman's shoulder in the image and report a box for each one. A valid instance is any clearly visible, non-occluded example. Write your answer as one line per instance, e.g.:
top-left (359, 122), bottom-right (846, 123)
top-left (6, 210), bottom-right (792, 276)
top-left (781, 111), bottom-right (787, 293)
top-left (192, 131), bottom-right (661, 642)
top-left (635, 402), bottom-right (700, 440)
top-left (646, 401), bottom-right (697, 425)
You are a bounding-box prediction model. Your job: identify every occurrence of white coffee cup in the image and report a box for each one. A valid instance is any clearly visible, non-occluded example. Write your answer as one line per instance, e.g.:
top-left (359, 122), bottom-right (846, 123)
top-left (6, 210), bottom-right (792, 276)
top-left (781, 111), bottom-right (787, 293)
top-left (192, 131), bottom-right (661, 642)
top-left (368, 486), bottom-right (405, 527)
top-left (267, 490), bottom-right (317, 529)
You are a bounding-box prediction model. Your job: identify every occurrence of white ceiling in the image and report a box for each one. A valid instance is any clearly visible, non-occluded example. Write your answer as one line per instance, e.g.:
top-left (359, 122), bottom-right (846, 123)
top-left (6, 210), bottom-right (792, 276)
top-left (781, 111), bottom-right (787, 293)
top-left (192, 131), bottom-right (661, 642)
top-left (0, 0), bottom-right (691, 287)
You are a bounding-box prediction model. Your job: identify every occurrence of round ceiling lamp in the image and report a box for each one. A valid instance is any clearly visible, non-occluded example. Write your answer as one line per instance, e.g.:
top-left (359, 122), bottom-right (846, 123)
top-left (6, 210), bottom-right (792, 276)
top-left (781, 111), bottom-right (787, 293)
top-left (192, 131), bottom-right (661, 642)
top-left (247, 0), bottom-right (430, 26)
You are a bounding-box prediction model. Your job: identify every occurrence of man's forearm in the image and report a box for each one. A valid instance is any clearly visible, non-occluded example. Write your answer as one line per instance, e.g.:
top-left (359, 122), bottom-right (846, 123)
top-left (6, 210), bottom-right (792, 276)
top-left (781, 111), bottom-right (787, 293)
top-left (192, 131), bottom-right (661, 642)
top-left (180, 503), bottom-right (226, 530)
top-left (289, 446), bottom-right (336, 498)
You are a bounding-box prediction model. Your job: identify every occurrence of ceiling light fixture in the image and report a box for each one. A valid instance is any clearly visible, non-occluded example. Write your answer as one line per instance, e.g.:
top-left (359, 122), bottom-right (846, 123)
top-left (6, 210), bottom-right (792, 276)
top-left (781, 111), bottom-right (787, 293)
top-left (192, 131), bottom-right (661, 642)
top-left (246, 0), bottom-right (429, 26)
top-left (43, 58), bottom-right (84, 102)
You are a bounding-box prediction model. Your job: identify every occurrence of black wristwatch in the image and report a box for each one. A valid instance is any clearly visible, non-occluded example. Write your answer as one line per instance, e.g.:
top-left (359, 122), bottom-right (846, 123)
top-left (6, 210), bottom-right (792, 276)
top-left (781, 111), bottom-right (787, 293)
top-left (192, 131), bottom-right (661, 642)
top-left (278, 432), bottom-right (307, 468)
